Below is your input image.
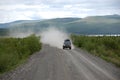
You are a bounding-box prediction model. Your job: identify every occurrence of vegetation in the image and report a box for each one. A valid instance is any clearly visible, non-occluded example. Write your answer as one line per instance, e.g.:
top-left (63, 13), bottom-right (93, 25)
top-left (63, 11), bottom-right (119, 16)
top-left (1, 15), bottom-right (120, 36)
top-left (0, 28), bottom-right (9, 36)
top-left (0, 35), bottom-right (41, 74)
top-left (71, 35), bottom-right (120, 67)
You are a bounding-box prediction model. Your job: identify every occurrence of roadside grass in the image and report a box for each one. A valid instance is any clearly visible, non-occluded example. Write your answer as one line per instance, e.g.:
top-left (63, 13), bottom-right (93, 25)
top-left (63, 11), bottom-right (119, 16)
top-left (71, 35), bottom-right (120, 67)
top-left (0, 35), bottom-right (41, 74)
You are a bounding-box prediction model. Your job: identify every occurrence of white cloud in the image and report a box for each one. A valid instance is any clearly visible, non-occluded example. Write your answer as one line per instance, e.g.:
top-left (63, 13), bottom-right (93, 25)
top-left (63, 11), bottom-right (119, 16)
top-left (0, 10), bottom-right (34, 23)
top-left (0, 4), bottom-right (49, 10)
top-left (37, 11), bottom-right (72, 19)
top-left (0, 0), bottom-right (120, 23)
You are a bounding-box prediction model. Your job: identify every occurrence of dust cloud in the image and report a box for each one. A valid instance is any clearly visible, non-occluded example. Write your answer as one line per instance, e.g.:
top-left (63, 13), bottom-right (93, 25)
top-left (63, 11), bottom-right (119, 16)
top-left (9, 27), bottom-right (74, 49)
top-left (9, 29), bottom-right (34, 38)
top-left (40, 27), bottom-right (73, 49)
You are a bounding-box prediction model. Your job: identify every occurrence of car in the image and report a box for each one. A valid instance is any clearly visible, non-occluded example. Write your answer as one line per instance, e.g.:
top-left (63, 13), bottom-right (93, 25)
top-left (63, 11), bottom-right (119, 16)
top-left (63, 39), bottom-right (71, 49)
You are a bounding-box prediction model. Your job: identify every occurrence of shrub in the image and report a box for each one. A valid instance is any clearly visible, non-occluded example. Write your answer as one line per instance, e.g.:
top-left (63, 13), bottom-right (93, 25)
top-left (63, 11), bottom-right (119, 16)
top-left (0, 35), bottom-right (41, 74)
top-left (71, 35), bottom-right (120, 67)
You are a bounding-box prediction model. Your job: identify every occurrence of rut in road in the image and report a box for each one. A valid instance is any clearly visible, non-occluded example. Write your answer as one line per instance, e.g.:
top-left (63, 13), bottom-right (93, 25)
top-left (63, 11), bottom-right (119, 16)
top-left (0, 45), bottom-right (120, 80)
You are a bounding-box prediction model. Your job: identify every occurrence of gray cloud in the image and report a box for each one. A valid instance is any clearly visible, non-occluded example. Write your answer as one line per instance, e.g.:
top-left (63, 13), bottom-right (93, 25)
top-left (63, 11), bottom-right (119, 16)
top-left (0, 0), bottom-right (120, 23)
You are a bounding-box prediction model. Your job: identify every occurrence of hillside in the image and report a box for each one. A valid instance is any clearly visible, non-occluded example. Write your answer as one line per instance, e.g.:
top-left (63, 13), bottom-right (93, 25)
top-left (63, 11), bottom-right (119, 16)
top-left (65, 15), bottom-right (120, 34)
top-left (0, 28), bottom-right (9, 36)
top-left (0, 15), bottom-right (120, 36)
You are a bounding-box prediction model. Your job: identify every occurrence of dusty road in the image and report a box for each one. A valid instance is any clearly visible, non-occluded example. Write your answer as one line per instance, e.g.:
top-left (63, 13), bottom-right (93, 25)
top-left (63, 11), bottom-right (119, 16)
top-left (0, 45), bottom-right (120, 80)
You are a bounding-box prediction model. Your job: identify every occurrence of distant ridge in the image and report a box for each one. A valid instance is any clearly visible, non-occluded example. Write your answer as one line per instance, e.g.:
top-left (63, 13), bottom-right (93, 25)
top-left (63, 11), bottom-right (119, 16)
top-left (0, 15), bottom-right (120, 36)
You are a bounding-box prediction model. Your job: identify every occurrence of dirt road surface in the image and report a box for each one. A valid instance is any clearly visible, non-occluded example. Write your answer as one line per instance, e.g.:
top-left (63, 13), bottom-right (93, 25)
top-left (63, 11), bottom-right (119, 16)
top-left (0, 45), bottom-right (120, 80)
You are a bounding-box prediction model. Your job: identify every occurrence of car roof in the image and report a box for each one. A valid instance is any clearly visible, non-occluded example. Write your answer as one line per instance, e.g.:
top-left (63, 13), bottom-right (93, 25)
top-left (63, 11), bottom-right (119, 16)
top-left (65, 39), bottom-right (70, 41)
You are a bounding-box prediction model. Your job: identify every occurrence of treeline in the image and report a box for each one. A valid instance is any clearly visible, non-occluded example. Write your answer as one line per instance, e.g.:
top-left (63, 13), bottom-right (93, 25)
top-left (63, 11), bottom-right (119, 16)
top-left (71, 35), bottom-right (120, 67)
top-left (0, 35), bottom-right (41, 74)
top-left (0, 28), bottom-right (9, 36)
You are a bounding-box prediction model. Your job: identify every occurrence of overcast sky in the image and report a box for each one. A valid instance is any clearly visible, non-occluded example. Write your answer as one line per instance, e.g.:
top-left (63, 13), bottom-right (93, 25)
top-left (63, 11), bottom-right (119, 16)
top-left (0, 0), bottom-right (120, 23)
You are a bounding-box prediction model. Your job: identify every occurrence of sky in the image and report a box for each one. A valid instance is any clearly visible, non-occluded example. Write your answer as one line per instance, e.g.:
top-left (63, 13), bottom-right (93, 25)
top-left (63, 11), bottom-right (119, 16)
top-left (0, 0), bottom-right (120, 23)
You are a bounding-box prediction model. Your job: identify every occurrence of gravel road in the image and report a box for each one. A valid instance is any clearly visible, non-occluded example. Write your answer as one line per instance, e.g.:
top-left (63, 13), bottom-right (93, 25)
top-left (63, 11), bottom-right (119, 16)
top-left (0, 44), bottom-right (120, 80)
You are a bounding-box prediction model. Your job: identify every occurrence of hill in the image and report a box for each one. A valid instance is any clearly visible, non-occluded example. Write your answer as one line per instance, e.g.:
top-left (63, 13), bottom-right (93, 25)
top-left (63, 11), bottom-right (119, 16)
top-left (0, 28), bottom-right (9, 36)
top-left (0, 15), bottom-right (120, 36)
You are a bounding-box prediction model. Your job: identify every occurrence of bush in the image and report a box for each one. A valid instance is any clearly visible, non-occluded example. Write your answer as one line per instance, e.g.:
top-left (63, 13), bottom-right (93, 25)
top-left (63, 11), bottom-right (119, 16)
top-left (0, 35), bottom-right (41, 74)
top-left (71, 35), bottom-right (120, 67)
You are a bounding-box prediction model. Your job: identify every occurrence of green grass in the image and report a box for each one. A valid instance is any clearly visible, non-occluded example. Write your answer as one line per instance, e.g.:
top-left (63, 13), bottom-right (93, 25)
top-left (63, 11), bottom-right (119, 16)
top-left (0, 35), bottom-right (41, 74)
top-left (71, 35), bottom-right (120, 67)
